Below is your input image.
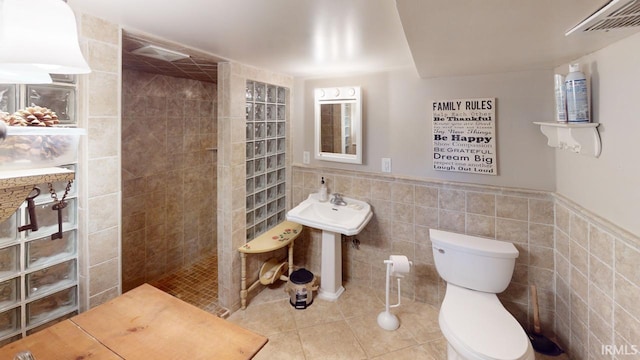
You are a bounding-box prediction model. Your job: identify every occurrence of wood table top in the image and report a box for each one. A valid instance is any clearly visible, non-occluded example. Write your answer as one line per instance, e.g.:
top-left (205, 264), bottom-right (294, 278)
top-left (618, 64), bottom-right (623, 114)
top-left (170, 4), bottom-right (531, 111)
top-left (0, 284), bottom-right (267, 360)
top-left (0, 319), bottom-right (122, 359)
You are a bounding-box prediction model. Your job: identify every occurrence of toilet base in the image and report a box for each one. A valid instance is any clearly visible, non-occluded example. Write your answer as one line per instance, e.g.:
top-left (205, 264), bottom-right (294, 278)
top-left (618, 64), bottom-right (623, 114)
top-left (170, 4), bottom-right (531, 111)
top-left (447, 342), bottom-right (465, 360)
top-left (446, 341), bottom-right (536, 360)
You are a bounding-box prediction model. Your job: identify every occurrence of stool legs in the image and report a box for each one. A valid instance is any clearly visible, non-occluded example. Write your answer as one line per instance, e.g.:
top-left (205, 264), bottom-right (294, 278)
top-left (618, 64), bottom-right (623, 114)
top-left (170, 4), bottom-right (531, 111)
top-left (288, 242), bottom-right (294, 277)
top-left (240, 253), bottom-right (248, 310)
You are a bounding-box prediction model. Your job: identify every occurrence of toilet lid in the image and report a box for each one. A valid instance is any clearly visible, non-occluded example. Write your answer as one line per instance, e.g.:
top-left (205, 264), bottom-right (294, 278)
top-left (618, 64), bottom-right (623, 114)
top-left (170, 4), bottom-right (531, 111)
top-left (440, 285), bottom-right (532, 360)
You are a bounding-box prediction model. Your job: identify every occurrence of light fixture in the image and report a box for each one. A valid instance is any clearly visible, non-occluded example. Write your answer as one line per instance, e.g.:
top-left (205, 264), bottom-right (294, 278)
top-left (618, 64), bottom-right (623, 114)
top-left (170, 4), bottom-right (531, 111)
top-left (0, 66), bottom-right (52, 84)
top-left (0, 0), bottom-right (91, 75)
top-left (131, 45), bottom-right (191, 62)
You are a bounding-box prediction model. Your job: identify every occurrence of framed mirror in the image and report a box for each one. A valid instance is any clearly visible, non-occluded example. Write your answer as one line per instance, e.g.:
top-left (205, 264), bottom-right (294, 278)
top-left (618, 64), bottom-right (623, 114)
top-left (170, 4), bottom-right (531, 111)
top-left (314, 86), bottom-right (362, 164)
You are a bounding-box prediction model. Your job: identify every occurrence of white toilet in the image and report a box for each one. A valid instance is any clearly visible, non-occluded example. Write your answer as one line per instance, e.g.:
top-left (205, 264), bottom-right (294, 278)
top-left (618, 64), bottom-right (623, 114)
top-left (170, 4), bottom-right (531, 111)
top-left (430, 229), bottom-right (535, 360)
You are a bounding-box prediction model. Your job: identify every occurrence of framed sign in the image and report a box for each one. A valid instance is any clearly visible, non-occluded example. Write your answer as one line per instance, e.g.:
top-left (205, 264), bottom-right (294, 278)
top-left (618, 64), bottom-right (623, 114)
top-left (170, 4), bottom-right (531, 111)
top-left (432, 98), bottom-right (497, 175)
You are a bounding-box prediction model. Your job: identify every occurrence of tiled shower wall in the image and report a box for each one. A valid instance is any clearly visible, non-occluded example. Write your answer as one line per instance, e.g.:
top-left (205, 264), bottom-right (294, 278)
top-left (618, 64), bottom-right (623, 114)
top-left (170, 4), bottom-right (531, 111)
top-left (121, 69), bottom-right (217, 291)
top-left (291, 166), bottom-right (556, 333)
top-left (291, 166), bottom-right (640, 359)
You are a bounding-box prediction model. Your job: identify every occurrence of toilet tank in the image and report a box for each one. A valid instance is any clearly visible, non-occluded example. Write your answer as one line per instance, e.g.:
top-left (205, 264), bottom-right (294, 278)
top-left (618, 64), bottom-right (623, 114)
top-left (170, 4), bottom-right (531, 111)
top-left (429, 229), bottom-right (518, 293)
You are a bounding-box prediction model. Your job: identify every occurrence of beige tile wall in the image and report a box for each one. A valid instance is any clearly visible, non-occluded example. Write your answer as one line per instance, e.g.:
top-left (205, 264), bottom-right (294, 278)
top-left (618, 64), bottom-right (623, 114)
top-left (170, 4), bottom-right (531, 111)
top-left (554, 195), bottom-right (640, 360)
top-left (290, 166), bottom-right (640, 359)
top-left (291, 166), bottom-right (556, 333)
top-left (120, 69), bottom-right (217, 291)
top-left (217, 63), bottom-right (293, 311)
top-left (76, 14), bottom-right (122, 309)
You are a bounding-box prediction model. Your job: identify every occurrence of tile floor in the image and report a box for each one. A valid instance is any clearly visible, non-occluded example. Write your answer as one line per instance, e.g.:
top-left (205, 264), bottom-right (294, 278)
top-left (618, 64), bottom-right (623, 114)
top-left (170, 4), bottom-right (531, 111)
top-left (226, 284), bottom-right (569, 360)
top-left (150, 255), bottom-right (228, 317)
top-left (150, 257), bottom-right (567, 360)
top-left (227, 282), bottom-right (448, 360)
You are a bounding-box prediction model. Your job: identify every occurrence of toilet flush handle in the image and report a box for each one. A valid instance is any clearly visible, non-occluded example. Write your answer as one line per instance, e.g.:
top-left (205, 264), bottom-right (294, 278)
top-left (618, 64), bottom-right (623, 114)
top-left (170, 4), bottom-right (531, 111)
top-left (435, 247), bottom-right (445, 254)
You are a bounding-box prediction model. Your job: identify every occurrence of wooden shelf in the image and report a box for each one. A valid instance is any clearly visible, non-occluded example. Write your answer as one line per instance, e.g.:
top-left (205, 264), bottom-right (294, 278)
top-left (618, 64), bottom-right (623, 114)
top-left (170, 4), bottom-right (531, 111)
top-left (0, 167), bottom-right (74, 222)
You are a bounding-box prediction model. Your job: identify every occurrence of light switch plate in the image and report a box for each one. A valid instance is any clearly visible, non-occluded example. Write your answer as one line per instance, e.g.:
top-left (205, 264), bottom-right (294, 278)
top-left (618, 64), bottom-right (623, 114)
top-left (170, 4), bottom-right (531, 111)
top-left (303, 151), bottom-right (310, 164)
top-left (382, 158), bottom-right (391, 173)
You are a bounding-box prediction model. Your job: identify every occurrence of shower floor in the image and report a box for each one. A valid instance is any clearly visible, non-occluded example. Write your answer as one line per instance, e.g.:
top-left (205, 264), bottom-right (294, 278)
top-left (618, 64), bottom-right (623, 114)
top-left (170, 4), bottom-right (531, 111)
top-left (149, 254), bottom-right (228, 318)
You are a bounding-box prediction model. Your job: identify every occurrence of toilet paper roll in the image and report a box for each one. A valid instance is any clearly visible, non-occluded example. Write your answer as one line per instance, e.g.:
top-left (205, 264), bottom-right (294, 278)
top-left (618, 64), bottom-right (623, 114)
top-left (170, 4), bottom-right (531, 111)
top-left (389, 255), bottom-right (411, 275)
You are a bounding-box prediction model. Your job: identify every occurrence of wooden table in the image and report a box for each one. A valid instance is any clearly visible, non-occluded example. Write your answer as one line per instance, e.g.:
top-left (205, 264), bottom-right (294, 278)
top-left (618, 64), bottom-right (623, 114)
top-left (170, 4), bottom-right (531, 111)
top-left (0, 320), bottom-right (121, 359)
top-left (0, 284), bottom-right (267, 359)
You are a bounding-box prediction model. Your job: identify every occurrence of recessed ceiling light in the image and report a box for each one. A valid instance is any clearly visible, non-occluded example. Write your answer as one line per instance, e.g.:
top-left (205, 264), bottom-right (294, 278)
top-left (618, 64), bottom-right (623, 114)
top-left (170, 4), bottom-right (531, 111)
top-left (131, 45), bottom-right (190, 62)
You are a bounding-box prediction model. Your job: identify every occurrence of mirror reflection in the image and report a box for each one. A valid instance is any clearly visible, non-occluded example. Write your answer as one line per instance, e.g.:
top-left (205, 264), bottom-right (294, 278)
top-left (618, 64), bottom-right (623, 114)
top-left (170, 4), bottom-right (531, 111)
top-left (314, 86), bottom-right (362, 164)
top-left (320, 103), bottom-right (356, 155)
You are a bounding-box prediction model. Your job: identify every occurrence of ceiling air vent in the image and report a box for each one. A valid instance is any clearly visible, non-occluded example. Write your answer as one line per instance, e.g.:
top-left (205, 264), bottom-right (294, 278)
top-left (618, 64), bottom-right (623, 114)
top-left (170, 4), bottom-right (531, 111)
top-left (566, 0), bottom-right (640, 35)
top-left (131, 45), bottom-right (190, 62)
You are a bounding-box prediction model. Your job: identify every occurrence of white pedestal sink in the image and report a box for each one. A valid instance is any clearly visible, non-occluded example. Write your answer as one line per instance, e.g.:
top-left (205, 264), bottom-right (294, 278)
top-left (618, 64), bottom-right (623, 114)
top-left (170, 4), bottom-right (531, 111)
top-left (286, 193), bottom-right (373, 300)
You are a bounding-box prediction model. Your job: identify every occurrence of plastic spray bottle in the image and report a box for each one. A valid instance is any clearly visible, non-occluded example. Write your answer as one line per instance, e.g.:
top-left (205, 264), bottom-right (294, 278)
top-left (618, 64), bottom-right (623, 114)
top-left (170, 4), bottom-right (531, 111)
top-left (565, 63), bottom-right (590, 123)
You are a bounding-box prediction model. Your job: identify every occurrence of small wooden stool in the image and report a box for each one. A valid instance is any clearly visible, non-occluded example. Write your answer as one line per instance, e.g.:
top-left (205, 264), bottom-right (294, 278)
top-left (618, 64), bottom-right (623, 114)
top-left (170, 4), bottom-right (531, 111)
top-left (238, 221), bottom-right (302, 310)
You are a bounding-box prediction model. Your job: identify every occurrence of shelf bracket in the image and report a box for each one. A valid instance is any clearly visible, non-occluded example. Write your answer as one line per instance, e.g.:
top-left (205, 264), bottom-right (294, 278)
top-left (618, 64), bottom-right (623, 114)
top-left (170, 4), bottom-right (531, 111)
top-left (533, 122), bottom-right (601, 157)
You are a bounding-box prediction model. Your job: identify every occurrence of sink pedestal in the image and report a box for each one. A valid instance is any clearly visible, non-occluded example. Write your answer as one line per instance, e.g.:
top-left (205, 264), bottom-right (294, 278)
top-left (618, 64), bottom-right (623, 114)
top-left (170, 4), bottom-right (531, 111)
top-left (318, 230), bottom-right (344, 300)
top-left (286, 193), bottom-right (373, 301)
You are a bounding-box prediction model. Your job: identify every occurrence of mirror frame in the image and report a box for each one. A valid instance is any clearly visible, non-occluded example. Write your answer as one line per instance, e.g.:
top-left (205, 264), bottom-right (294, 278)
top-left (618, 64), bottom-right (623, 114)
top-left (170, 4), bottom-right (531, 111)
top-left (314, 86), bottom-right (362, 164)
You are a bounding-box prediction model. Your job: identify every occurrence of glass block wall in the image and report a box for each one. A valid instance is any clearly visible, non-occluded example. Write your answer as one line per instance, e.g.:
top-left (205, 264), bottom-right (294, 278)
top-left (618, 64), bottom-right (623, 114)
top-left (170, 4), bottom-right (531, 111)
top-left (0, 76), bottom-right (79, 344)
top-left (245, 81), bottom-right (287, 240)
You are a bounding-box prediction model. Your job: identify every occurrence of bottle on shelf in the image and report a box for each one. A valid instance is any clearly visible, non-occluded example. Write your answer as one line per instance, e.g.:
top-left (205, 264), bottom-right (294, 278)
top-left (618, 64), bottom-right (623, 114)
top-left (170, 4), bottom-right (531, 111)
top-left (565, 63), bottom-right (590, 123)
top-left (554, 74), bottom-right (567, 123)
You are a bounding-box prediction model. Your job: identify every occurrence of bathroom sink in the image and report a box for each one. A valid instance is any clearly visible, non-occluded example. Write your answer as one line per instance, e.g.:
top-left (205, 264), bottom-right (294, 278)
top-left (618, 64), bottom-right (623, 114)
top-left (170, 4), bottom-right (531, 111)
top-left (286, 193), bottom-right (373, 300)
top-left (286, 193), bottom-right (372, 236)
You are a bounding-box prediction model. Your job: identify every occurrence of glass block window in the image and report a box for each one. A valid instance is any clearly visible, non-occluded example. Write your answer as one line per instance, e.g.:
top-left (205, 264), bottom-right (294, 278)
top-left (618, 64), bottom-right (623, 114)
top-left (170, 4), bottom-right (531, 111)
top-left (0, 168), bottom-right (79, 341)
top-left (0, 76), bottom-right (79, 343)
top-left (0, 85), bottom-right (17, 113)
top-left (26, 85), bottom-right (75, 124)
top-left (245, 81), bottom-right (287, 240)
top-left (2, 77), bottom-right (76, 125)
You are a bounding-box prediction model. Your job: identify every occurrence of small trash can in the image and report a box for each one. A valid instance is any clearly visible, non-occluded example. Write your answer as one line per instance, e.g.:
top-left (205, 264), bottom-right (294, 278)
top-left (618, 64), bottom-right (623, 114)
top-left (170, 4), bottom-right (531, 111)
top-left (285, 268), bottom-right (317, 309)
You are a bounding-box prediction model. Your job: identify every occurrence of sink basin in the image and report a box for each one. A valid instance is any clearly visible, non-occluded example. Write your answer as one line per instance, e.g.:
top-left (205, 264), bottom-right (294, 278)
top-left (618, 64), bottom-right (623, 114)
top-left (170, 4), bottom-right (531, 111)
top-left (286, 193), bottom-right (372, 236)
top-left (286, 193), bottom-right (373, 301)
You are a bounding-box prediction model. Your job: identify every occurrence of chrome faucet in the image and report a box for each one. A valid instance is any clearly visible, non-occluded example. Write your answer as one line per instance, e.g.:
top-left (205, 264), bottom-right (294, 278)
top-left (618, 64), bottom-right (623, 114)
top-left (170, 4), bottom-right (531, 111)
top-left (330, 193), bottom-right (347, 206)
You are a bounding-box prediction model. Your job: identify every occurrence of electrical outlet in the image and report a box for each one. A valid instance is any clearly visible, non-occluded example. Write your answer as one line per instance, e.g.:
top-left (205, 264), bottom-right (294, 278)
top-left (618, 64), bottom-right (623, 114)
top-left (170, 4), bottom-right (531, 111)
top-left (382, 158), bottom-right (391, 173)
top-left (303, 151), bottom-right (310, 164)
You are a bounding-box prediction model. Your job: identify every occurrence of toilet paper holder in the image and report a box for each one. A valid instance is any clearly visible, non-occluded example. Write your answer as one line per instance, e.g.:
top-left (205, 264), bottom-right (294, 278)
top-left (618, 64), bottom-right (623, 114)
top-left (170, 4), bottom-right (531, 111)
top-left (377, 255), bottom-right (412, 331)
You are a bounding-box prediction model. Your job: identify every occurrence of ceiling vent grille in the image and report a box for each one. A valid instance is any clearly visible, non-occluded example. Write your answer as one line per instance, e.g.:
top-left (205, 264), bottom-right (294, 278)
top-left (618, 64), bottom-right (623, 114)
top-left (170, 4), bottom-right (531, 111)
top-left (131, 45), bottom-right (190, 62)
top-left (566, 0), bottom-right (640, 35)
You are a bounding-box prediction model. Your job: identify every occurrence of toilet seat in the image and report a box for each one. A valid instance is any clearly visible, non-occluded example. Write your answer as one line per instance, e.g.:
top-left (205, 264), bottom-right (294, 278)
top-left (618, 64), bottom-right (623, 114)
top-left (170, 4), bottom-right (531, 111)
top-left (439, 284), bottom-right (534, 360)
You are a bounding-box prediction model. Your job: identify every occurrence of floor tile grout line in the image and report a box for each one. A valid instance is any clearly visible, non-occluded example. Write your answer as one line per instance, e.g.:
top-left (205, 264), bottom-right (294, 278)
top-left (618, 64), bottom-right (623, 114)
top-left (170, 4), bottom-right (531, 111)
top-left (344, 315), bottom-right (376, 359)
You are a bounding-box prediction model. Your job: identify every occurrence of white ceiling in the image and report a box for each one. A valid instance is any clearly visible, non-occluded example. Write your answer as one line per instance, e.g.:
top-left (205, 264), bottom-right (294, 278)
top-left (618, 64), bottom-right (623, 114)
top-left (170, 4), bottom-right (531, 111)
top-left (68, 0), bottom-right (640, 79)
top-left (397, 0), bottom-right (640, 78)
